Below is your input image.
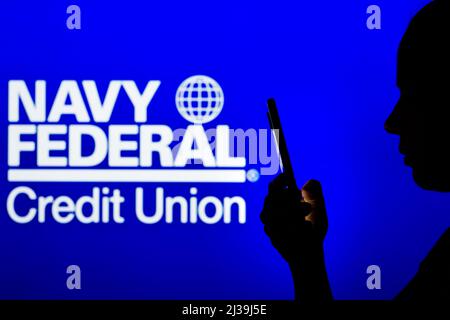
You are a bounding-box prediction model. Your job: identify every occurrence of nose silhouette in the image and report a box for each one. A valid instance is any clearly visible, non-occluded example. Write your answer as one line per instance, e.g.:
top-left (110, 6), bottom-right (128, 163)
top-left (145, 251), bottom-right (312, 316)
top-left (385, 100), bottom-right (402, 135)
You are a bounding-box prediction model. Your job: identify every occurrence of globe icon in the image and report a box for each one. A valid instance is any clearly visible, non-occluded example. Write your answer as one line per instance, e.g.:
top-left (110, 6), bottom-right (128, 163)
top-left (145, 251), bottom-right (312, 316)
top-left (175, 75), bottom-right (224, 124)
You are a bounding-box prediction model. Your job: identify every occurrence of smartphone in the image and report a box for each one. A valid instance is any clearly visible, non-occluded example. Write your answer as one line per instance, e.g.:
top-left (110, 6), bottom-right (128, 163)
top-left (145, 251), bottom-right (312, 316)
top-left (267, 98), bottom-right (298, 190)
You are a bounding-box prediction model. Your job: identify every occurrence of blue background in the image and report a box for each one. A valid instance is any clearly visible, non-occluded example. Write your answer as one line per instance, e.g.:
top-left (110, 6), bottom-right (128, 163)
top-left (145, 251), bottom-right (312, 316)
top-left (1, 0), bottom-right (449, 300)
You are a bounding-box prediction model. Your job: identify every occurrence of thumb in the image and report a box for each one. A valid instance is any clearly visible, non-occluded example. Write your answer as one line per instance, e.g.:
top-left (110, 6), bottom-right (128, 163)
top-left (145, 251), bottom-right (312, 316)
top-left (301, 179), bottom-right (328, 239)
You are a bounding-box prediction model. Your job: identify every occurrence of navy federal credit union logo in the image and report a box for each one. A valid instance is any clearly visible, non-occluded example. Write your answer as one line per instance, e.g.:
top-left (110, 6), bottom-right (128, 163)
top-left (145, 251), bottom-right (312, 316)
top-left (5, 75), bottom-right (275, 225)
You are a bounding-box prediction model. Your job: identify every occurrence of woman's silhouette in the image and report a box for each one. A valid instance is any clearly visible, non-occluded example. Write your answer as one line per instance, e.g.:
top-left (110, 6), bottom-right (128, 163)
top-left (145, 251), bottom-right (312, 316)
top-left (261, 0), bottom-right (450, 301)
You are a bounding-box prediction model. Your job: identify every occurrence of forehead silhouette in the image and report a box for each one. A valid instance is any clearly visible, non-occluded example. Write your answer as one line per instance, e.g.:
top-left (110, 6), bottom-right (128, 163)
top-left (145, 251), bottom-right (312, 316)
top-left (398, 0), bottom-right (450, 90)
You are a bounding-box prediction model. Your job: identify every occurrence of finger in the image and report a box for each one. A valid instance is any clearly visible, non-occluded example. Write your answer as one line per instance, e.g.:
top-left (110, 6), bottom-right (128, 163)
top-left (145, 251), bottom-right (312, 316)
top-left (299, 200), bottom-right (313, 216)
top-left (301, 179), bottom-right (328, 239)
top-left (268, 173), bottom-right (288, 193)
top-left (263, 188), bottom-right (311, 223)
top-left (261, 192), bottom-right (290, 224)
top-left (302, 179), bottom-right (324, 208)
top-left (260, 195), bottom-right (271, 224)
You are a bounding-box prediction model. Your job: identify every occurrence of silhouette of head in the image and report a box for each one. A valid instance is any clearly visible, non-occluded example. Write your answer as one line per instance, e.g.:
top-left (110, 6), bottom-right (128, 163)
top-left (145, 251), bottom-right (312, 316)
top-left (385, 0), bottom-right (450, 191)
